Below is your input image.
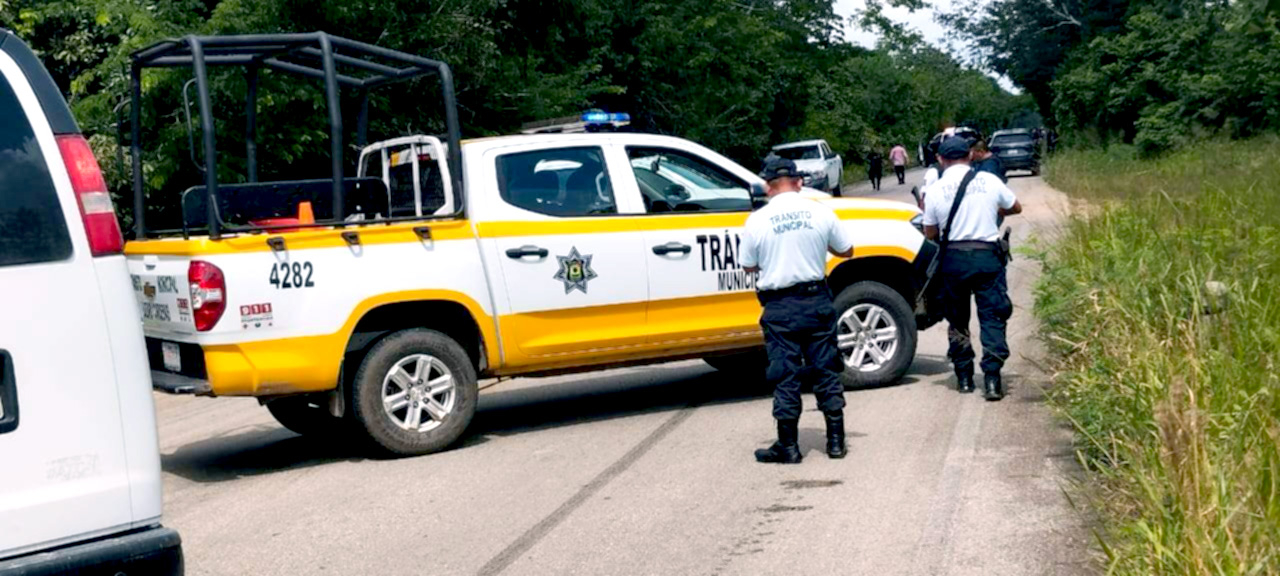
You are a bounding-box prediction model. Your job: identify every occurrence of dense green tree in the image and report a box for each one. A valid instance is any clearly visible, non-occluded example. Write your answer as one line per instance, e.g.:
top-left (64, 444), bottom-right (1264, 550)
top-left (941, 0), bottom-right (1280, 153)
top-left (2, 0), bottom-right (1032, 223)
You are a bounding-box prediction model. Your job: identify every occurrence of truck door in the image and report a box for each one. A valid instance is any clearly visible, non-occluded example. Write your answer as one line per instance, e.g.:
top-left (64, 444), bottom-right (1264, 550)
top-left (619, 145), bottom-right (763, 347)
top-left (0, 52), bottom-right (134, 558)
top-left (481, 144), bottom-right (650, 365)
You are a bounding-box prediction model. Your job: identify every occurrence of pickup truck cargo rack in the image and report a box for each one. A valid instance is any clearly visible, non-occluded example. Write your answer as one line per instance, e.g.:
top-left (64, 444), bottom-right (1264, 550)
top-left (128, 32), bottom-right (463, 239)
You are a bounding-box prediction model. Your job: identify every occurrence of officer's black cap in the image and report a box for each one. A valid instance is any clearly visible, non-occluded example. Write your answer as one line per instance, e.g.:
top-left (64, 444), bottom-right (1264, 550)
top-left (938, 136), bottom-right (972, 160)
top-left (759, 157), bottom-right (800, 181)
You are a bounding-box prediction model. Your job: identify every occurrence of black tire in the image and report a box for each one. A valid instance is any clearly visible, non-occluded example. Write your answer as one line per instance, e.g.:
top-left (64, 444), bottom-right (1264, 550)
top-left (350, 328), bottom-right (478, 456)
top-left (266, 395), bottom-right (343, 437)
top-left (1031, 165), bottom-right (1041, 176)
top-left (832, 281), bottom-right (917, 388)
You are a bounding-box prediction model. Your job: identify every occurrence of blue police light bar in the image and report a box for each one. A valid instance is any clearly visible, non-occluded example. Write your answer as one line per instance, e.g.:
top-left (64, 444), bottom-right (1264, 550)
top-left (582, 111), bottom-right (630, 124)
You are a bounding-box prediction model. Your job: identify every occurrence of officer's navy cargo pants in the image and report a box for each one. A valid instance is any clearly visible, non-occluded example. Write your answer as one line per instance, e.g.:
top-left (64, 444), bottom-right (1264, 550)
top-left (939, 250), bottom-right (1013, 376)
top-left (759, 291), bottom-right (847, 420)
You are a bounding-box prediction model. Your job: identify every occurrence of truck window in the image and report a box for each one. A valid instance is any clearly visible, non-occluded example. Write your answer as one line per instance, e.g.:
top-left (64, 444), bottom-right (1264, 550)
top-left (388, 152), bottom-right (416, 217)
top-left (626, 147), bottom-right (751, 213)
top-left (386, 147), bottom-right (447, 217)
top-left (417, 154), bottom-right (447, 215)
top-left (0, 75), bottom-right (73, 267)
top-left (496, 147), bottom-right (616, 217)
top-left (773, 145), bottom-right (821, 161)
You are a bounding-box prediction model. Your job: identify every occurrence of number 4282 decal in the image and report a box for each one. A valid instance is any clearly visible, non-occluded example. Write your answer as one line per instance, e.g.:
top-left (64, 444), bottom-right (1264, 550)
top-left (269, 261), bottom-right (315, 289)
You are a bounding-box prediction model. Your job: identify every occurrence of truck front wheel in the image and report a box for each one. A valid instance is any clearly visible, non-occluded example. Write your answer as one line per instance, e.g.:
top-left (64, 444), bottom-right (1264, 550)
top-left (350, 329), bottom-right (478, 456)
top-left (833, 281), bottom-right (917, 388)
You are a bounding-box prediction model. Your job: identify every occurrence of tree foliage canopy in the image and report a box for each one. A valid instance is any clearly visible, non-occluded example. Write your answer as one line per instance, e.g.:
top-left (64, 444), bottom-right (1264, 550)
top-left (1, 0), bottom-right (1030, 220)
top-left (944, 0), bottom-right (1280, 154)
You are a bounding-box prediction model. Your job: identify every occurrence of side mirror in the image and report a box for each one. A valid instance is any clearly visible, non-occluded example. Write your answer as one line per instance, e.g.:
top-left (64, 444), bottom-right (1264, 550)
top-left (750, 182), bottom-right (768, 210)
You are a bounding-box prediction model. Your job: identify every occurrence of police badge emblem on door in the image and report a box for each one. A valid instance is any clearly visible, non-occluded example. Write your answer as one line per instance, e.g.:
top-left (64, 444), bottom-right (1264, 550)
top-left (554, 247), bottom-right (598, 294)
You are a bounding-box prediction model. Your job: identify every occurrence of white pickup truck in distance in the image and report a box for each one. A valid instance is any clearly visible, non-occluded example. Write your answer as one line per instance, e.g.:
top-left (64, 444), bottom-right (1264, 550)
top-left (771, 139), bottom-right (844, 194)
top-left (124, 34), bottom-right (936, 456)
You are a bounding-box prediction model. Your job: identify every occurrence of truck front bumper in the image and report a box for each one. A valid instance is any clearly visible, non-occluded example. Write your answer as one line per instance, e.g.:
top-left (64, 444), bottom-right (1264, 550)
top-left (997, 155), bottom-right (1039, 171)
top-left (0, 526), bottom-right (183, 576)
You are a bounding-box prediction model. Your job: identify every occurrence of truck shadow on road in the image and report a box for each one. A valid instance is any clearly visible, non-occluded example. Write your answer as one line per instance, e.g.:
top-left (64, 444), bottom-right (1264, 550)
top-left (161, 359), bottom-right (943, 484)
top-left (161, 426), bottom-right (369, 484)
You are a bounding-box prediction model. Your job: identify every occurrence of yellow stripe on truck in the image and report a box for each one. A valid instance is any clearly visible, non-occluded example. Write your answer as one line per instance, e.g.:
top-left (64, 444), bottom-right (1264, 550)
top-left (124, 220), bottom-right (477, 256)
top-left (125, 206), bottom-right (918, 257)
top-left (475, 207), bottom-right (916, 238)
top-left (201, 289), bottom-right (498, 396)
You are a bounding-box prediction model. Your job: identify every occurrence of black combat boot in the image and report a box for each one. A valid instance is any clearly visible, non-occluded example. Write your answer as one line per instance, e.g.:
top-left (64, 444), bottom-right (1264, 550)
top-left (983, 373), bottom-right (1004, 401)
top-left (755, 419), bottom-right (803, 464)
top-left (957, 372), bottom-right (976, 394)
top-left (824, 411), bottom-right (847, 459)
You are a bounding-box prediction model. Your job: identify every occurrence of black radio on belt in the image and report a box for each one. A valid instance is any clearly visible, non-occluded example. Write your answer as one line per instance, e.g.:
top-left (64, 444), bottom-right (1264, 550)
top-left (757, 280), bottom-right (828, 304)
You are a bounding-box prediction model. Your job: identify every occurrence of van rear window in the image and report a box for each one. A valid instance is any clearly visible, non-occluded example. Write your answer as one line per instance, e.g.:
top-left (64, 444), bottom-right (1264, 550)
top-left (0, 74), bottom-right (73, 267)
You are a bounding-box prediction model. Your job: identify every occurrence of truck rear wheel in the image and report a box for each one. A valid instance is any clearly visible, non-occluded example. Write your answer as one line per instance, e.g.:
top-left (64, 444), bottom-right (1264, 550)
top-left (266, 396), bottom-right (343, 437)
top-left (833, 281), bottom-right (917, 388)
top-left (350, 329), bottom-right (478, 456)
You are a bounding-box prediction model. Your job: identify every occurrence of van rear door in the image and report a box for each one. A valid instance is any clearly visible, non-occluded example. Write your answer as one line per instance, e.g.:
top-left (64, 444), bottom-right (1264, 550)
top-left (0, 44), bottom-right (134, 559)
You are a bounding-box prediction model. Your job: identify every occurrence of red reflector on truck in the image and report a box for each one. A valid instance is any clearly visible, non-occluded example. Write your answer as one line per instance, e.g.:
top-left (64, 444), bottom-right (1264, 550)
top-left (56, 134), bottom-right (124, 256)
top-left (189, 260), bottom-right (226, 332)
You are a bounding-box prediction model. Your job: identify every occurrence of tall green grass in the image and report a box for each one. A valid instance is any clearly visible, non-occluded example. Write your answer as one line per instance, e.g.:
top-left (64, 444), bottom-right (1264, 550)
top-left (1037, 137), bottom-right (1280, 574)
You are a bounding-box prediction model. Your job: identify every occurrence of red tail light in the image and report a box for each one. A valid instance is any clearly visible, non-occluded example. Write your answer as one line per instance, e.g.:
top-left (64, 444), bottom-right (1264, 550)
top-left (189, 260), bottom-right (226, 332)
top-left (55, 134), bottom-right (123, 256)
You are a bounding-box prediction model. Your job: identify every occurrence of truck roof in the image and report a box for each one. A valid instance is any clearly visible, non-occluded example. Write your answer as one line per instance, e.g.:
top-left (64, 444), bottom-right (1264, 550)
top-left (772, 139), bottom-right (826, 150)
top-left (460, 132), bottom-right (713, 152)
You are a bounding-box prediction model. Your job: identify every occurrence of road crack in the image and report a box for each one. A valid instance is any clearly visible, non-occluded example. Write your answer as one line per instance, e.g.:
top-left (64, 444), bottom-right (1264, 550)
top-left (475, 405), bottom-right (698, 576)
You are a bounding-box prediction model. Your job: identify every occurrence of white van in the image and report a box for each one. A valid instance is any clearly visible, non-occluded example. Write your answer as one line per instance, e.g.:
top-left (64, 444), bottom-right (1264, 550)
top-left (0, 30), bottom-right (183, 574)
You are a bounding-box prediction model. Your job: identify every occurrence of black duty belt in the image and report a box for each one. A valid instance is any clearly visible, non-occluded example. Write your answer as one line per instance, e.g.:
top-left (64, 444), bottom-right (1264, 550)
top-left (757, 280), bottom-right (828, 303)
top-left (947, 241), bottom-right (998, 251)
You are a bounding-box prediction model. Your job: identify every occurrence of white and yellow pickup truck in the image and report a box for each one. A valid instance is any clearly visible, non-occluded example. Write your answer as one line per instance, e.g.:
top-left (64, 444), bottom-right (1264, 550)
top-left (122, 34), bottom-right (933, 455)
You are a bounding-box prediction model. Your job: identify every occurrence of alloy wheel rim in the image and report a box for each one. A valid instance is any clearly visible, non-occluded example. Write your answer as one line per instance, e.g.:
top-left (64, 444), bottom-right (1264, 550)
top-left (837, 303), bottom-right (900, 372)
top-left (381, 354), bottom-right (456, 433)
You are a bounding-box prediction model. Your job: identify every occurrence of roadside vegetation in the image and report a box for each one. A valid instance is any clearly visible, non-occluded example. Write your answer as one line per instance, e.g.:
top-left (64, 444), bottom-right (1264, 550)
top-left (1036, 137), bottom-right (1280, 574)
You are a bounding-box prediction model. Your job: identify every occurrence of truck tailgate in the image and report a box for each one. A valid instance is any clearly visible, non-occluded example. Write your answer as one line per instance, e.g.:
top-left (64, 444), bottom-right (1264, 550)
top-left (125, 254), bottom-right (196, 339)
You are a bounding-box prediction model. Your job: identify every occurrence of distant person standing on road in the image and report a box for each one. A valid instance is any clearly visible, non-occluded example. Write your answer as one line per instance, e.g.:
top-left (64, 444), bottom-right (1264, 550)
top-left (866, 150), bottom-right (884, 191)
top-left (741, 157), bottom-right (854, 464)
top-left (889, 144), bottom-right (909, 184)
top-left (921, 137), bottom-right (1022, 401)
top-left (971, 140), bottom-right (1007, 183)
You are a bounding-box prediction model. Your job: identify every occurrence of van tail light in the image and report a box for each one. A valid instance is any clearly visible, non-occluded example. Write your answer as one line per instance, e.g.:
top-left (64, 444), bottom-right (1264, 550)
top-left (55, 134), bottom-right (123, 256)
top-left (189, 260), bottom-right (226, 332)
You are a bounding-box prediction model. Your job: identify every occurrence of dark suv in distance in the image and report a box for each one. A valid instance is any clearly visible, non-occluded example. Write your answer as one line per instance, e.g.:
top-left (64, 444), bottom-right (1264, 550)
top-left (989, 129), bottom-right (1040, 175)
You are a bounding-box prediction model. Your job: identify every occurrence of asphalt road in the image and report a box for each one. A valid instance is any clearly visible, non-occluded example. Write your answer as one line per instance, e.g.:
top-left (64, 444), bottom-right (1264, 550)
top-left (154, 172), bottom-right (1093, 575)
top-left (838, 166), bottom-right (926, 199)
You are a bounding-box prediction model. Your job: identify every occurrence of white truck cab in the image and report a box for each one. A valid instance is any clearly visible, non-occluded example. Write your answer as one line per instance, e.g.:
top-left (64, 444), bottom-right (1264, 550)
top-left (771, 139), bottom-right (844, 194)
top-left (122, 33), bottom-right (937, 457)
top-left (0, 30), bottom-right (182, 574)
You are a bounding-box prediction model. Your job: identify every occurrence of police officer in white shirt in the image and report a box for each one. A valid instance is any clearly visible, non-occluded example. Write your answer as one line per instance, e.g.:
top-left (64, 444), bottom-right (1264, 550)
top-left (922, 136), bottom-right (1023, 400)
top-left (740, 157), bottom-right (855, 463)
